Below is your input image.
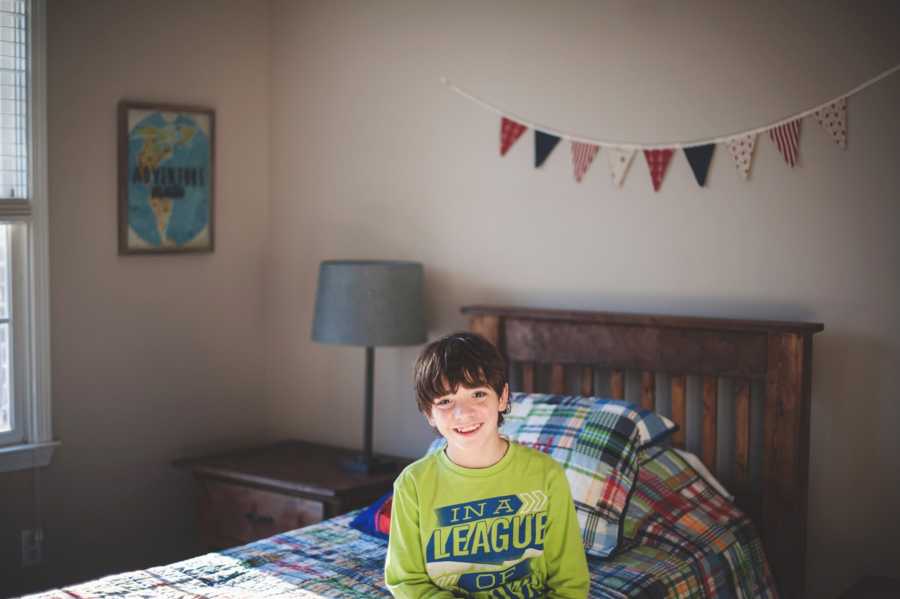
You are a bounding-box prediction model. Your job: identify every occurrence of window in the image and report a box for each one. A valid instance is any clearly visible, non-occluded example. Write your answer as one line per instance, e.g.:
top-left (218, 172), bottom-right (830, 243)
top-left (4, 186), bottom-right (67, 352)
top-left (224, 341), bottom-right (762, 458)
top-left (0, 0), bottom-right (54, 472)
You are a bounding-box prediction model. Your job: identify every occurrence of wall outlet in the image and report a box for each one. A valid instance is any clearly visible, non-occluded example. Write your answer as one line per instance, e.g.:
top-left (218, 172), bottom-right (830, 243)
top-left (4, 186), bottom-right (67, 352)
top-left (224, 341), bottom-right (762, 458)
top-left (21, 528), bottom-right (43, 567)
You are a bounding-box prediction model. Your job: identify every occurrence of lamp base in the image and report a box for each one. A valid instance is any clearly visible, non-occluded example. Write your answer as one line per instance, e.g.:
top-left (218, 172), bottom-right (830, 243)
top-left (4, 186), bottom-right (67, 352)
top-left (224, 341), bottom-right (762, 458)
top-left (340, 454), bottom-right (399, 475)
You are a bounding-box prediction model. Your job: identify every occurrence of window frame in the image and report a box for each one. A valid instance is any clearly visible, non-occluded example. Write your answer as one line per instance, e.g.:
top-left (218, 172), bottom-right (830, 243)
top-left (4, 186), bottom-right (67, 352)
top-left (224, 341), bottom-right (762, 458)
top-left (0, 0), bottom-right (56, 473)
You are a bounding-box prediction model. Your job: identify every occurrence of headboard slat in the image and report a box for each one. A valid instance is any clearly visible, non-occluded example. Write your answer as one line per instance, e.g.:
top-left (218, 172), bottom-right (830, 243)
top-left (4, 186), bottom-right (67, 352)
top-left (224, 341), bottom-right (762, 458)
top-left (670, 375), bottom-right (687, 449)
top-left (735, 379), bottom-right (752, 494)
top-left (702, 376), bottom-right (718, 472)
top-left (522, 363), bottom-right (535, 393)
top-left (610, 370), bottom-right (625, 399)
top-left (640, 372), bottom-right (656, 411)
top-left (550, 364), bottom-right (565, 394)
top-left (580, 366), bottom-right (594, 396)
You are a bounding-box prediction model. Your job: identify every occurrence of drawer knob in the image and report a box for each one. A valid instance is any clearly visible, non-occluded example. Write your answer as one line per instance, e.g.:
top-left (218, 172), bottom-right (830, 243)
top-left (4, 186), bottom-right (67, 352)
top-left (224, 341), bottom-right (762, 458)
top-left (244, 512), bottom-right (275, 525)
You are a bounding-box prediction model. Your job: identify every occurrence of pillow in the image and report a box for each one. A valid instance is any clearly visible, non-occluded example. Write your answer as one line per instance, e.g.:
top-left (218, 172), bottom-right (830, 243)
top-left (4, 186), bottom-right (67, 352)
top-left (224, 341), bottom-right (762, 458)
top-left (349, 492), bottom-right (393, 540)
top-left (425, 393), bottom-right (677, 558)
top-left (503, 392), bottom-right (677, 448)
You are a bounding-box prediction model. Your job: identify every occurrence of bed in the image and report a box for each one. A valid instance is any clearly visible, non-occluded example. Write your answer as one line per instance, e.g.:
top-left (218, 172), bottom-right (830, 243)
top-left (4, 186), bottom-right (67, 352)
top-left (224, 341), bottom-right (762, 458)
top-left (26, 305), bottom-right (823, 598)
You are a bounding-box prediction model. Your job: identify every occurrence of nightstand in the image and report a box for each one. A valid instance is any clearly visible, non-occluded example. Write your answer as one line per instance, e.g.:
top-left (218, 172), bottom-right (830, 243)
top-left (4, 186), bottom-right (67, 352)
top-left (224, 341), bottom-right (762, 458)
top-left (175, 440), bottom-right (409, 550)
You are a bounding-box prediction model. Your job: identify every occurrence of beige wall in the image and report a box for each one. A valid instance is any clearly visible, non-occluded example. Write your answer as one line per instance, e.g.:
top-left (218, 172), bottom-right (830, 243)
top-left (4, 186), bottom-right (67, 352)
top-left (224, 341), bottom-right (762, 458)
top-left (266, 1), bottom-right (900, 597)
top-left (2, 0), bottom-right (272, 594)
top-left (2, 1), bottom-right (899, 597)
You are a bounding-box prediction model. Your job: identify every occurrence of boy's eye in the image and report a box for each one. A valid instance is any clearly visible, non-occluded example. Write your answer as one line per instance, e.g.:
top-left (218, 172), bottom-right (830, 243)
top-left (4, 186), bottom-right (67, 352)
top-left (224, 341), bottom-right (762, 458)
top-left (473, 391), bottom-right (487, 399)
top-left (435, 398), bottom-right (451, 407)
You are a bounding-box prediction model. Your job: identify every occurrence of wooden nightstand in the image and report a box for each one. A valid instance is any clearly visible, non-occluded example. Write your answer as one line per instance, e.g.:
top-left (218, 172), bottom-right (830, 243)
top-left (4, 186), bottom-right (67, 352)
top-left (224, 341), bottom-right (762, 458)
top-left (175, 440), bottom-right (409, 550)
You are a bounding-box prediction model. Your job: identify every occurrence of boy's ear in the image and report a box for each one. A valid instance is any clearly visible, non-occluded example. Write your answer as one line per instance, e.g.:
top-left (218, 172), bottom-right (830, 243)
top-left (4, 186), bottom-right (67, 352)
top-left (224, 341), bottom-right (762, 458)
top-left (499, 383), bottom-right (509, 412)
top-left (424, 409), bottom-right (435, 427)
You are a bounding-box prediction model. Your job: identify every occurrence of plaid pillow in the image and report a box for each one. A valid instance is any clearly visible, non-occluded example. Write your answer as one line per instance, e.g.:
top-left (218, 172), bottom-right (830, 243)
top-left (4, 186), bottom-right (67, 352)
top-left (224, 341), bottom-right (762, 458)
top-left (498, 394), bottom-right (646, 558)
top-left (503, 392), bottom-right (676, 448)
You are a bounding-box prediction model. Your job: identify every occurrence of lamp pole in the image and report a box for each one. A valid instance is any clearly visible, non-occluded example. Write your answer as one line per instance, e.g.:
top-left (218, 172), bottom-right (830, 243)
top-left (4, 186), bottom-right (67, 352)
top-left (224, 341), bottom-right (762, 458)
top-left (363, 346), bottom-right (374, 464)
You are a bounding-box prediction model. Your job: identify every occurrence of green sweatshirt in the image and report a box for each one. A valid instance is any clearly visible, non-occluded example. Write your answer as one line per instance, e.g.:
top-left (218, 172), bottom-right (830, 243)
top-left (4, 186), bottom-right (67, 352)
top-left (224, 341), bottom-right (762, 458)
top-left (385, 441), bottom-right (590, 599)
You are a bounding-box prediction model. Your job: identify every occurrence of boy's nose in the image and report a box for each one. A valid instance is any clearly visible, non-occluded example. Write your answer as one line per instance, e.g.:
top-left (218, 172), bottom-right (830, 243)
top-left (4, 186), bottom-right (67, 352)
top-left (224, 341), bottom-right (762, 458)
top-left (453, 400), bottom-right (475, 418)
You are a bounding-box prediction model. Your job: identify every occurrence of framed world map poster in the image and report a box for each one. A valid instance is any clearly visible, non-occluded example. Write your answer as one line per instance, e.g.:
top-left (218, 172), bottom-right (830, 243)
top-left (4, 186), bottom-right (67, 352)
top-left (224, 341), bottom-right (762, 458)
top-left (118, 101), bottom-right (215, 254)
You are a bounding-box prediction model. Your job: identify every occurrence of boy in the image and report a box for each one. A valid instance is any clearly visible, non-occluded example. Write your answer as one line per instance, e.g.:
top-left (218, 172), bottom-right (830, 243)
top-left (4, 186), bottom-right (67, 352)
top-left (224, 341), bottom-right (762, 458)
top-left (385, 332), bottom-right (590, 599)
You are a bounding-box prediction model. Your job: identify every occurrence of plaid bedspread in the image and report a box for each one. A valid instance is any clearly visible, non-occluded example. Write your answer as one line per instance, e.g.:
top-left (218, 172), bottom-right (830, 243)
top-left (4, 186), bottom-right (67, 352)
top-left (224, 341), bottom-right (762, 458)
top-left (592, 446), bottom-right (778, 599)
top-left (26, 448), bottom-right (778, 599)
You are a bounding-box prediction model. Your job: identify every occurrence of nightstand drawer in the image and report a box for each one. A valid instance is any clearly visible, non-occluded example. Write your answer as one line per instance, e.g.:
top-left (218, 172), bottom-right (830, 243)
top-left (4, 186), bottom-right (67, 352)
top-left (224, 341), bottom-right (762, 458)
top-left (199, 479), bottom-right (324, 546)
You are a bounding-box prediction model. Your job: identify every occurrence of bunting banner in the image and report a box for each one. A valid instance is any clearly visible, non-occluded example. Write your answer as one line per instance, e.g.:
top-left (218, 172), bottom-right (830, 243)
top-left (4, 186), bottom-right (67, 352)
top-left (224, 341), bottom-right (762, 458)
top-left (606, 147), bottom-right (636, 187)
top-left (571, 141), bottom-right (599, 183)
top-left (452, 63), bottom-right (900, 192)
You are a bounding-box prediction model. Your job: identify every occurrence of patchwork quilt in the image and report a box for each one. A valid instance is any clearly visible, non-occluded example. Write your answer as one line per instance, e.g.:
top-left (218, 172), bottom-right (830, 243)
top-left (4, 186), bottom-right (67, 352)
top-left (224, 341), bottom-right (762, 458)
top-left (26, 447), bottom-right (778, 599)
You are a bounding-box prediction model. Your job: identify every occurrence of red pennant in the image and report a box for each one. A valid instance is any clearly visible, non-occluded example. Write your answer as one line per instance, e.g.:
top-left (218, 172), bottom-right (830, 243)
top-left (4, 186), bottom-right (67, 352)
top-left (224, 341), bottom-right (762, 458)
top-left (643, 149), bottom-right (675, 192)
top-left (571, 142), bottom-right (599, 183)
top-left (500, 117), bottom-right (527, 156)
top-left (769, 119), bottom-right (802, 167)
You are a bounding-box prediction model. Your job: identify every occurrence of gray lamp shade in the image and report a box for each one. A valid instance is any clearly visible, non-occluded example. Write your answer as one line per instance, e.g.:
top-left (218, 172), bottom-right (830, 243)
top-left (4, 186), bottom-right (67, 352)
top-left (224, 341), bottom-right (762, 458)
top-left (312, 260), bottom-right (426, 347)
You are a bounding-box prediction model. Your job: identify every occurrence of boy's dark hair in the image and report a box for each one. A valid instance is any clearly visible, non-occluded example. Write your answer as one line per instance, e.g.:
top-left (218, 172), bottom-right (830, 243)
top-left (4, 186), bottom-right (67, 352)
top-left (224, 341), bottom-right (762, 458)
top-left (415, 332), bottom-right (510, 426)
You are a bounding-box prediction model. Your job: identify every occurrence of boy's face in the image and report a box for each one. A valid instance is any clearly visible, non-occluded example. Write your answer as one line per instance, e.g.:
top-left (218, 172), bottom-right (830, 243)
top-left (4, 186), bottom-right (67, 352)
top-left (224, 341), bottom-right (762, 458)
top-left (425, 382), bottom-right (509, 456)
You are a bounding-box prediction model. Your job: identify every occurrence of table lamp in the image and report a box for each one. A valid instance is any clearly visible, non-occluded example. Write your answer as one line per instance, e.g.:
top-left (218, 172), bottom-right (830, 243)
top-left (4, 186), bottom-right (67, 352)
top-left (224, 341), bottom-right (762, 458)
top-left (312, 260), bottom-right (426, 473)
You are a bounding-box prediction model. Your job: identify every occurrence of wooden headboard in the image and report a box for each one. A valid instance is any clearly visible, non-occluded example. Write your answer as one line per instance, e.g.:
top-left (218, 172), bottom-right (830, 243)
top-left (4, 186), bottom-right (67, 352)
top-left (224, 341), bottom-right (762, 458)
top-left (463, 305), bottom-right (824, 599)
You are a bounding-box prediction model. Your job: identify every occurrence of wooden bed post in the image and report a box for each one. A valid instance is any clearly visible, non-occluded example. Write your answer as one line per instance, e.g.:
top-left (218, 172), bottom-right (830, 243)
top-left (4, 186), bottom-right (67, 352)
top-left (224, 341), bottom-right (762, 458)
top-left (469, 314), bottom-right (501, 349)
top-left (763, 332), bottom-right (813, 599)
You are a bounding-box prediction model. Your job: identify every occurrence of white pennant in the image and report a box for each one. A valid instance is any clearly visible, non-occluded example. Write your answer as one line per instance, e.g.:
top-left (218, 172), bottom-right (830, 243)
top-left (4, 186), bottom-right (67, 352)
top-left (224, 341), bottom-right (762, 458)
top-left (605, 147), bottom-right (636, 187)
top-left (726, 133), bottom-right (758, 180)
top-left (815, 97), bottom-right (848, 149)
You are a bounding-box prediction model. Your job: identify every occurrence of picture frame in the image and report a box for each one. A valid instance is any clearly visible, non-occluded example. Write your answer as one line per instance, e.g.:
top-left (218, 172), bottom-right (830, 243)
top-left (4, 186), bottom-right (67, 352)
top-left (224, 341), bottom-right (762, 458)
top-left (118, 101), bottom-right (215, 254)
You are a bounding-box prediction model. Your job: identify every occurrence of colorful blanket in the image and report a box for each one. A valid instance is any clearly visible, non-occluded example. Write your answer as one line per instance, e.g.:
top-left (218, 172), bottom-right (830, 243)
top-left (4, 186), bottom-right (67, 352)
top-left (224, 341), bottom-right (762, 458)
top-left (26, 448), bottom-right (777, 599)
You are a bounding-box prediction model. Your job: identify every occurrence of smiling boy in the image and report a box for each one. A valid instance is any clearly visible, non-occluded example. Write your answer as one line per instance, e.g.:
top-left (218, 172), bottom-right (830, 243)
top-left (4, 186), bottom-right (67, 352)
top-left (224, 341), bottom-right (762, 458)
top-left (385, 332), bottom-right (589, 599)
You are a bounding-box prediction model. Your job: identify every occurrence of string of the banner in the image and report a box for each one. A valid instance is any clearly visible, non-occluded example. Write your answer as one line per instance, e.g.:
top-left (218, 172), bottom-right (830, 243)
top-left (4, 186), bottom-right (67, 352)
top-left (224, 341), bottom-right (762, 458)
top-left (440, 63), bottom-right (900, 150)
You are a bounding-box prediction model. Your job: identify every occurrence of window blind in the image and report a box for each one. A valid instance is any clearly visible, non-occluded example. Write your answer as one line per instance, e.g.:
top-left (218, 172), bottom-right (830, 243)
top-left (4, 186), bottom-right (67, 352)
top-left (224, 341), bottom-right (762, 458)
top-left (0, 0), bottom-right (27, 209)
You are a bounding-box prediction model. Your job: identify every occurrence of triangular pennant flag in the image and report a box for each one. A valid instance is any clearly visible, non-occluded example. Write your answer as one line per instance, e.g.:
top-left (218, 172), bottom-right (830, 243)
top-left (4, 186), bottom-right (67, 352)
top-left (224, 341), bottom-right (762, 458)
top-left (535, 131), bottom-right (561, 168)
top-left (500, 117), bottom-right (527, 156)
top-left (605, 147), bottom-right (636, 187)
top-left (815, 97), bottom-right (847, 149)
top-left (571, 142), bottom-right (599, 183)
top-left (643, 149), bottom-right (675, 192)
top-left (726, 133), bottom-right (758, 180)
top-left (768, 119), bottom-right (802, 167)
top-left (684, 144), bottom-right (715, 187)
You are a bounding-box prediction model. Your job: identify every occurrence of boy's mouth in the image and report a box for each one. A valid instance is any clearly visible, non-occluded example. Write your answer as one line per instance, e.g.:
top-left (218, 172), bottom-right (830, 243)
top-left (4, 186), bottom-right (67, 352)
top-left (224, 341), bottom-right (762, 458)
top-left (454, 423), bottom-right (482, 435)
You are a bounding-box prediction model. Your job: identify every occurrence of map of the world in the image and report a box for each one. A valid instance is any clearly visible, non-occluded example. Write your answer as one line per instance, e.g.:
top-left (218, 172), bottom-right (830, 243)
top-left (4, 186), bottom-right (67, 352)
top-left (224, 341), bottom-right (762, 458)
top-left (126, 109), bottom-right (211, 250)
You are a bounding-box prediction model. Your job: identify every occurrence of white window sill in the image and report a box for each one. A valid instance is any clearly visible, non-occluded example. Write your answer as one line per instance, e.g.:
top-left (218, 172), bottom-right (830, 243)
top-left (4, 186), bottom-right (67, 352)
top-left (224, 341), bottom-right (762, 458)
top-left (0, 441), bottom-right (60, 473)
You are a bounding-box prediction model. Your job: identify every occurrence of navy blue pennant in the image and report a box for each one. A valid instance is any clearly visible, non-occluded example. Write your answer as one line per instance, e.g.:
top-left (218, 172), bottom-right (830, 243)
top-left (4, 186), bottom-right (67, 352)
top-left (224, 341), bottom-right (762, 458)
top-left (684, 144), bottom-right (715, 186)
top-left (535, 131), bottom-right (561, 168)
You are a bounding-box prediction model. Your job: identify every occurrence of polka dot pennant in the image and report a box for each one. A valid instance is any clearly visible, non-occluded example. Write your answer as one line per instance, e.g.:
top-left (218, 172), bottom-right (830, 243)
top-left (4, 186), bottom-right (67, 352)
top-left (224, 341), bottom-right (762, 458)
top-left (643, 149), bottom-right (675, 192)
top-left (571, 141), bottom-right (599, 183)
top-left (605, 147), bottom-right (636, 187)
top-left (814, 97), bottom-right (848, 149)
top-left (726, 133), bottom-right (758, 180)
top-left (500, 117), bottom-right (527, 156)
